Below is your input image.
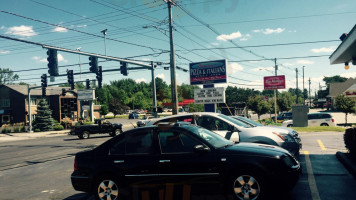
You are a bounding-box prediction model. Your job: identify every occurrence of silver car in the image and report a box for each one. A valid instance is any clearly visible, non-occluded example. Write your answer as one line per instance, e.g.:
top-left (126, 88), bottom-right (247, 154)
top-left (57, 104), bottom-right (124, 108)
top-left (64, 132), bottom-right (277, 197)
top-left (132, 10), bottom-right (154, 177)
top-left (148, 112), bottom-right (302, 157)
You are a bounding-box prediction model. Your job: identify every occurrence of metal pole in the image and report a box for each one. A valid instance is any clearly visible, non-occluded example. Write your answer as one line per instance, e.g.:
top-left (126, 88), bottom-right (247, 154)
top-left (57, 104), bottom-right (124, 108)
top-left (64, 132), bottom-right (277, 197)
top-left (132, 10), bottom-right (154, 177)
top-left (167, 1), bottom-right (178, 115)
top-left (151, 61), bottom-right (157, 117)
top-left (303, 66), bottom-right (305, 105)
top-left (296, 68), bottom-right (299, 105)
top-left (309, 77), bottom-right (311, 108)
top-left (27, 85), bottom-right (32, 132)
top-left (274, 58), bottom-right (278, 123)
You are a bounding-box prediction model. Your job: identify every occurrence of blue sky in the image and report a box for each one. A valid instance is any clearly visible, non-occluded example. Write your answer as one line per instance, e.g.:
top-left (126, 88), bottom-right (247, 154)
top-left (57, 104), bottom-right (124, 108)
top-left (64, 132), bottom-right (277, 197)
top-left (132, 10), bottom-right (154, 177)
top-left (1, 0), bottom-right (356, 94)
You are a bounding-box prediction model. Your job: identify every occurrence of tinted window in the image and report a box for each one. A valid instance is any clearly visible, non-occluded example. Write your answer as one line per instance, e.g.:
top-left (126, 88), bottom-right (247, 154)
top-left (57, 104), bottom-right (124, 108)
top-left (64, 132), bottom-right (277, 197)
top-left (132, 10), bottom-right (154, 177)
top-left (322, 114), bottom-right (331, 118)
top-left (159, 131), bottom-right (201, 153)
top-left (110, 137), bottom-right (125, 155)
top-left (126, 131), bottom-right (153, 154)
top-left (196, 116), bottom-right (230, 131)
top-left (308, 114), bottom-right (317, 120)
top-left (187, 126), bottom-right (233, 148)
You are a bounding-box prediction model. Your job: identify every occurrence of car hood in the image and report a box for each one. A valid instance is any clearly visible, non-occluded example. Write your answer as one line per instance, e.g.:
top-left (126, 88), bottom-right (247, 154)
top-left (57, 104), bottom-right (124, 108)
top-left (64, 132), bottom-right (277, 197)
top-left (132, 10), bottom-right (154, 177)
top-left (223, 142), bottom-right (289, 157)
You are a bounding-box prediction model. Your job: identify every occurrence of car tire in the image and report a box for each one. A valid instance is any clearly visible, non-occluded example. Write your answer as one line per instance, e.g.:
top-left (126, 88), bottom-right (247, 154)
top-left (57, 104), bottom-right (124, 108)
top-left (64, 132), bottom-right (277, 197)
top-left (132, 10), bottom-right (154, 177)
top-left (93, 175), bottom-right (128, 200)
top-left (287, 124), bottom-right (293, 127)
top-left (228, 171), bottom-right (265, 200)
top-left (80, 131), bottom-right (90, 139)
top-left (320, 123), bottom-right (329, 126)
top-left (110, 129), bottom-right (122, 137)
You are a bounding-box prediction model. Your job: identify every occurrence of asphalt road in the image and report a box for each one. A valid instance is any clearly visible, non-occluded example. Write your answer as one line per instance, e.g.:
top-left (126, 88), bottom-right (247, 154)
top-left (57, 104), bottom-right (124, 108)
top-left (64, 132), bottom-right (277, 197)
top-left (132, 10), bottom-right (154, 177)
top-left (0, 131), bottom-right (355, 200)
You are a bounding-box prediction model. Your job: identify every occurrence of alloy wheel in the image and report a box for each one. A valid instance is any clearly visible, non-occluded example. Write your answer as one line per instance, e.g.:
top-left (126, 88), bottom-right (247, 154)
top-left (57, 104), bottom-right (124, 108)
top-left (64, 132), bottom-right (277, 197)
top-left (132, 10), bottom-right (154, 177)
top-left (233, 174), bottom-right (260, 200)
top-left (97, 179), bottom-right (119, 200)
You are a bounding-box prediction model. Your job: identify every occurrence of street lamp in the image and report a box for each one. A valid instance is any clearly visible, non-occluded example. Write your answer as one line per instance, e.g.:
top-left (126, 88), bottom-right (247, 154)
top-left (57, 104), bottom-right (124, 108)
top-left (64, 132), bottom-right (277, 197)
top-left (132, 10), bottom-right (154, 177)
top-left (76, 47), bottom-right (82, 81)
top-left (101, 29), bottom-right (107, 56)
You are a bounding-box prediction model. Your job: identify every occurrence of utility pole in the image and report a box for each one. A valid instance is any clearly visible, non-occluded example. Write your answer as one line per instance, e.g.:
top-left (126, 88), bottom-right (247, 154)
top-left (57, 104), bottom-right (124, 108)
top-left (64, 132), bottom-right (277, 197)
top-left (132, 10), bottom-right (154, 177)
top-left (274, 58), bottom-right (278, 123)
top-left (296, 68), bottom-right (299, 105)
top-left (151, 61), bottom-right (157, 117)
top-left (303, 66), bottom-right (305, 105)
top-left (308, 77), bottom-right (311, 108)
top-left (101, 29), bottom-right (107, 56)
top-left (165, 0), bottom-right (178, 115)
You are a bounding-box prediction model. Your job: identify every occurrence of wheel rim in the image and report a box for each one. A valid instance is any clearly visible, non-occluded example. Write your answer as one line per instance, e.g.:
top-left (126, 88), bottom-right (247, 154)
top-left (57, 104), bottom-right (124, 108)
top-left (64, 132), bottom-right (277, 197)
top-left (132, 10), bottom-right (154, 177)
top-left (98, 179), bottom-right (119, 200)
top-left (115, 129), bottom-right (120, 135)
top-left (233, 175), bottom-right (260, 200)
top-left (83, 132), bottom-right (89, 139)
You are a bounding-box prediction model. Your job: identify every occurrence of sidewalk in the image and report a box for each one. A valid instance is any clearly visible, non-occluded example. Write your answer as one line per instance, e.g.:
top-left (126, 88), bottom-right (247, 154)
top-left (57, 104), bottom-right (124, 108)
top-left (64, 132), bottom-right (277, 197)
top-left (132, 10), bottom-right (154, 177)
top-left (0, 130), bottom-right (70, 142)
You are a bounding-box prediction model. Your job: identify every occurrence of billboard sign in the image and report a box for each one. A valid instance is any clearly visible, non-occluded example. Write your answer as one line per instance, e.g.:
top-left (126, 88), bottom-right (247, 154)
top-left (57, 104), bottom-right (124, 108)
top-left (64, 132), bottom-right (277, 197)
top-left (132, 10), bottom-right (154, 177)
top-left (194, 87), bottom-right (226, 104)
top-left (264, 75), bottom-right (286, 90)
top-left (190, 59), bottom-right (227, 85)
top-left (78, 89), bottom-right (95, 100)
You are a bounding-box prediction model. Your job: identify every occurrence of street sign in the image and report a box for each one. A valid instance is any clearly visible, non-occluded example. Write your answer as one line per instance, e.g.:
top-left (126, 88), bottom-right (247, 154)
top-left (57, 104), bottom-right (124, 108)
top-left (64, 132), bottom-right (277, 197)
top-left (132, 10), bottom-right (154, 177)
top-left (78, 90), bottom-right (95, 100)
top-left (264, 75), bottom-right (286, 90)
top-left (190, 59), bottom-right (227, 85)
top-left (194, 87), bottom-right (226, 104)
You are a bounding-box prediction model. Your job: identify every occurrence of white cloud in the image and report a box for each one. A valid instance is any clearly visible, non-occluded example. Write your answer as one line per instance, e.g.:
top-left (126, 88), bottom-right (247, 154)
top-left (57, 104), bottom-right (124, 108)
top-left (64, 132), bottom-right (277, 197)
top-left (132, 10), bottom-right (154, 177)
top-left (32, 56), bottom-right (41, 60)
top-left (228, 63), bottom-right (243, 74)
top-left (240, 34), bottom-right (251, 41)
top-left (156, 73), bottom-right (165, 80)
top-left (0, 26), bottom-right (5, 30)
top-left (217, 31), bottom-right (242, 41)
top-left (282, 62), bottom-right (295, 67)
top-left (135, 78), bottom-right (147, 83)
top-left (58, 54), bottom-right (68, 62)
top-left (296, 60), bottom-right (314, 65)
top-left (0, 50), bottom-right (10, 54)
top-left (5, 25), bottom-right (37, 37)
top-left (52, 26), bottom-right (68, 32)
top-left (253, 28), bottom-right (285, 35)
top-left (310, 46), bottom-right (336, 53)
top-left (40, 58), bottom-right (47, 63)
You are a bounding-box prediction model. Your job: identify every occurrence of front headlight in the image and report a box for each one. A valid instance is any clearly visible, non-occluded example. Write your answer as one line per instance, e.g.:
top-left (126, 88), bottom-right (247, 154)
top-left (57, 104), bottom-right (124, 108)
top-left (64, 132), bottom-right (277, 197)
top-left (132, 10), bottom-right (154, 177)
top-left (272, 132), bottom-right (294, 142)
top-left (282, 156), bottom-right (295, 168)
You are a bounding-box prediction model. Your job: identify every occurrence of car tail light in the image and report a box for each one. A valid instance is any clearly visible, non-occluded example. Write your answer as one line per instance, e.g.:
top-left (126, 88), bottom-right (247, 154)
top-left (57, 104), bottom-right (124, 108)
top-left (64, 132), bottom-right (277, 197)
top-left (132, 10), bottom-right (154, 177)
top-left (272, 132), bottom-right (285, 141)
top-left (74, 157), bottom-right (78, 171)
top-left (332, 118), bottom-right (335, 122)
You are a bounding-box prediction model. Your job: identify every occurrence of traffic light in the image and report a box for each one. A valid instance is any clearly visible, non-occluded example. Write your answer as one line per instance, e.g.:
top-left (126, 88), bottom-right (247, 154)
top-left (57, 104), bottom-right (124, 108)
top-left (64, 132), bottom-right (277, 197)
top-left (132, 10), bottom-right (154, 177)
top-left (62, 88), bottom-right (66, 96)
top-left (86, 79), bottom-right (90, 89)
top-left (96, 66), bottom-right (103, 88)
top-left (41, 74), bottom-right (47, 88)
top-left (47, 49), bottom-right (58, 76)
top-left (67, 70), bottom-right (74, 90)
top-left (120, 62), bottom-right (128, 76)
top-left (89, 56), bottom-right (98, 73)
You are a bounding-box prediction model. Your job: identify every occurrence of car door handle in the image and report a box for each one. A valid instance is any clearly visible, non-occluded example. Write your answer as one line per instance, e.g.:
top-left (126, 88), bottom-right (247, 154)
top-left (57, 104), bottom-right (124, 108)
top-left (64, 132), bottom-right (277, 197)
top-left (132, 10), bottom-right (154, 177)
top-left (159, 160), bottom-right (170, 163)
top-left (114, 160), bottom-right (124, 164)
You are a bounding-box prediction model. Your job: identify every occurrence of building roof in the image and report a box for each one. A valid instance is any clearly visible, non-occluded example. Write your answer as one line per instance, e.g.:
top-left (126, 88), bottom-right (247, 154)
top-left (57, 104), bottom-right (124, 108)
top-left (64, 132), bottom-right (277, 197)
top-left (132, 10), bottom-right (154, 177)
top-left (3, 84), bottom-right (73, 96)
top-left (327, 78), bottom-right (356, 97)
top-left (330, 24), bottom-right (356, 64)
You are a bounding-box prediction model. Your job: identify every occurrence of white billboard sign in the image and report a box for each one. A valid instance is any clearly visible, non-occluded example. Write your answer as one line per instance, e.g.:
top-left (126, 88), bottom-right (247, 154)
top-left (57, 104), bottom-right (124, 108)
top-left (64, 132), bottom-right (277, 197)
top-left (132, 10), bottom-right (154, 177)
top-left (78, 90), bottom-right (95, 101)
top-left (194, 87), bottom-right (225, 104)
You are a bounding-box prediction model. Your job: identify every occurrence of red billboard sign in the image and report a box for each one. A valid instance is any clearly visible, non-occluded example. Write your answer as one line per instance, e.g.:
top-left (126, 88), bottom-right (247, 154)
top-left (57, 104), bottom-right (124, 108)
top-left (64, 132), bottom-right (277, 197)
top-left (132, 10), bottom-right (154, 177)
top-left (264, 75), bottom-right (286, 90)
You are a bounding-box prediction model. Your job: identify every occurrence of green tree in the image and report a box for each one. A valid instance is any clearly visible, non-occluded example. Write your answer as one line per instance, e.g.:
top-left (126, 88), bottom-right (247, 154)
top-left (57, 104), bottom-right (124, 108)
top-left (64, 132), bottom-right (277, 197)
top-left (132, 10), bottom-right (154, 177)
top-left (247, 95), bottom-right (272, 119)
top-left (108, 98), bottom-right (126, 117)
top-left (32, 99), bottom-right (53, 131)
top-left (323, 75), bottom-right (347, 85)
top-left (0, 68), bottom-right (19, 85)
top-left (335, 95), bottom-right (356, 124)
top-left (99, 104), bottom-right (109, 118)
top-left (277, 92), bottom-right (295, 112)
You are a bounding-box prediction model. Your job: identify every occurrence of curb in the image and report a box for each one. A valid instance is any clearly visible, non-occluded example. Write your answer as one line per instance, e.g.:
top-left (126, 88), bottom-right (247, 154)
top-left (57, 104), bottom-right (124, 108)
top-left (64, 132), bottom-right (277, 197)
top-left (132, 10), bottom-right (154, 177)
top-left (336, 151), bottom-right (356, 180)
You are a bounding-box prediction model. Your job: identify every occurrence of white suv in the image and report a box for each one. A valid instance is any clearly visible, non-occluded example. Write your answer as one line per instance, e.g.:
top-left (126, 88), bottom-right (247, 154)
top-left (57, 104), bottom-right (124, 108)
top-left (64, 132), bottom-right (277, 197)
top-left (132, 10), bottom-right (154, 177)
top-left (282, 113), bottom-right (336, 127)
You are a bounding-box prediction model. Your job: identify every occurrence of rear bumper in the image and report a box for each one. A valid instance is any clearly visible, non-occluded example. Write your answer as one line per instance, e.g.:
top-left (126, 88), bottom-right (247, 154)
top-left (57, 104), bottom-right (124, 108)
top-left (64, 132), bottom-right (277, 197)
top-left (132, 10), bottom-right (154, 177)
top-left (71, 172), bottom-right (92, 193)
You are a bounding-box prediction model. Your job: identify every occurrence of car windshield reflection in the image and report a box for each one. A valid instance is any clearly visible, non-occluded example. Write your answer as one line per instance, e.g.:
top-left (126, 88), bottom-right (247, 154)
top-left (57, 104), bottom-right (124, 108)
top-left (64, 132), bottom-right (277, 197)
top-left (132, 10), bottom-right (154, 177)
top-left (218, 114), bottom-right (251, 128)
top-left (186, 126), bottom-right (233, 148)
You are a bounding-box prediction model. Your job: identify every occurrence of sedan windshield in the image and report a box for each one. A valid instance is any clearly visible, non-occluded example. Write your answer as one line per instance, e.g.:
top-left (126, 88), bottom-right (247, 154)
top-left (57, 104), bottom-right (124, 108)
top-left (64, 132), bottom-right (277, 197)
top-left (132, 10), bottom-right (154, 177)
top-left (218, 114), bottom-right (251, 128)
top-left (186, 126), bottom-right (233, 148)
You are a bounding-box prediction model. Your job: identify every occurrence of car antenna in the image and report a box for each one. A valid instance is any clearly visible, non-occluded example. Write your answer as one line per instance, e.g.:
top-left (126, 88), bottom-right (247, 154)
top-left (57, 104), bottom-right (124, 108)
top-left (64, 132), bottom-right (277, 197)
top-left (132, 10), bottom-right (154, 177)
top-left (130, 122), bottom-right (137, 128)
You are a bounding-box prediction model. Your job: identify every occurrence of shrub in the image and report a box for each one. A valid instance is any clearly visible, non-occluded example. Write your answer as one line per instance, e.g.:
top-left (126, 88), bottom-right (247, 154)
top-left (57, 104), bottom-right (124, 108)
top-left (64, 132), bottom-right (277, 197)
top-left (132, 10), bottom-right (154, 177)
top-left (53, 125), bottom-right (64, 130)
top-left (21, 126), bottom-right (26, 132)
top-left (34, 129), bottom-right (41, 132)
top-left (13, 127), bottom-right (20, 133)
top-left (344, 127), bottom-right (356, 158)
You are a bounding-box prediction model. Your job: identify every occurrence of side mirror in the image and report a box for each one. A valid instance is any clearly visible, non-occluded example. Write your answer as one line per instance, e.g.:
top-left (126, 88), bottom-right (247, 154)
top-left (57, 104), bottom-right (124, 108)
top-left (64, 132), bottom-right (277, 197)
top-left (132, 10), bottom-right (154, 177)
top-left (194, 145), bottom-right (210, 153)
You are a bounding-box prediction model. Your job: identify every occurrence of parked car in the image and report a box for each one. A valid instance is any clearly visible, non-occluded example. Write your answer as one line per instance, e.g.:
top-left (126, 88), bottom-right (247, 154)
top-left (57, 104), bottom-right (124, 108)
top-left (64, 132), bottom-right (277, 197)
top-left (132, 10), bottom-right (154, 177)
top-left (128, 112), bottom-right (139, 119)
top-left (136, 115), bottom-right (156, 127)
top-left (272, 112), bottom-right (293, 121)
top-left (71, 123), bottom-right (301, 200)
top-left (282, 113), bottom-right (336, 127)
top-left (147, 112), bottom-right (301, 156)
top-left (69, 119), bottom-right (122, 139)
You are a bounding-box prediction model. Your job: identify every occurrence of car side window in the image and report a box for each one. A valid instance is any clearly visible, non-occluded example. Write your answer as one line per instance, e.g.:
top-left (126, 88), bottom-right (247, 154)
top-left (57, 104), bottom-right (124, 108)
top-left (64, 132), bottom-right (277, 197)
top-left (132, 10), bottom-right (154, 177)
top-left (197, 116), bottom-right (228, 131)
top-left (322, 114), bottom-right (331, 118)
top-left (126, 131), bottom-right (153, 154)
top-left (110, 136), bottom-right (125, 155)
top-left (159, 131), bottom-right (201, 154)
